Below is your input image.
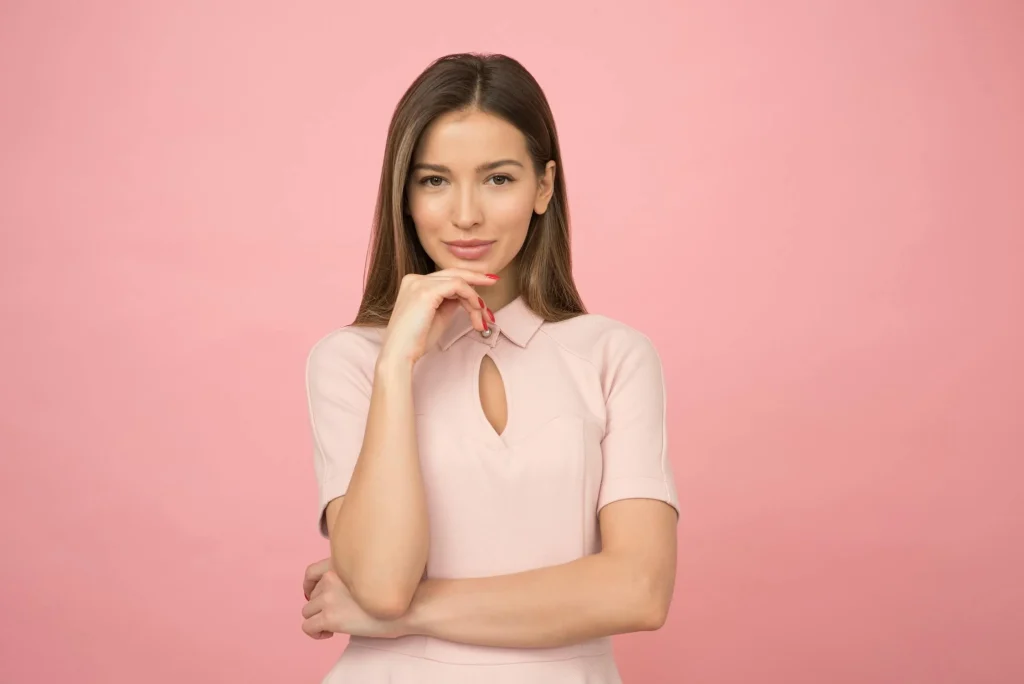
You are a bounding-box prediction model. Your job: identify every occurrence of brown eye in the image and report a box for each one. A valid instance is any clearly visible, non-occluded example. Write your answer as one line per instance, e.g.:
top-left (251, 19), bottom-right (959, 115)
top-left (489, 174), bottom-right (513, 186)
top-left (421, 176), bottom-right (445, 187)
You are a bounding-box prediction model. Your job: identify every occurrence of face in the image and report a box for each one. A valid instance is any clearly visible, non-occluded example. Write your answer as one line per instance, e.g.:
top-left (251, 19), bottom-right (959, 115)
top-left (407, 108), bottom-right (556, 279)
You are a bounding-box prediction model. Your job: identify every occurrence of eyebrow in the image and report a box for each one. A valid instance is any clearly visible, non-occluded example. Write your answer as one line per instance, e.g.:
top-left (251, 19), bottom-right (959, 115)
top-left (410, 159), bottom-right (525, 174)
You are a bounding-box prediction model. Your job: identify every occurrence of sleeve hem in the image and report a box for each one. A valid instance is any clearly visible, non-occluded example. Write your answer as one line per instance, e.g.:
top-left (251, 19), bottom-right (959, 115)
top-left (317, 474), bottom-right (350, 538)
top-left (597, 476), bottom-right (679, 518)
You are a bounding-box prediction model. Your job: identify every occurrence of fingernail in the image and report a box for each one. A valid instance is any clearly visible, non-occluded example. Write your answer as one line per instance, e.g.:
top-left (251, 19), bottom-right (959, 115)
top-left (482, 319), bottom-right (489, 332)
top-left (487, 308), bottom-right (495, 322)
top-left (478, 297), bottom-right (485, 309)
top-left (485, 273), bottom-right (499, 279)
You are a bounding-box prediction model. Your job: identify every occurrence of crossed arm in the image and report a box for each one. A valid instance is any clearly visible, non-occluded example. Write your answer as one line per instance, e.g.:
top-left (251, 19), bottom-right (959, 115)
top-left (312, 494), bottom-right (677, 649)
top-left (306, 330), bottom-right (678, 647)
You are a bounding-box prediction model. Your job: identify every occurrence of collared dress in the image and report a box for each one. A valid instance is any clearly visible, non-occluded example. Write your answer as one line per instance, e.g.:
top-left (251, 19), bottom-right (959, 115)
top-left (306, 296), bottom-right (679, 683)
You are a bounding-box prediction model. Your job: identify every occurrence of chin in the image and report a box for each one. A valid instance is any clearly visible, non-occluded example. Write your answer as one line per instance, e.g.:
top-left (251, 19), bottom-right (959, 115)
top-left (459, 261), bottom-right (494, 271)
top-left (432, 253), bottom-right (499, 274)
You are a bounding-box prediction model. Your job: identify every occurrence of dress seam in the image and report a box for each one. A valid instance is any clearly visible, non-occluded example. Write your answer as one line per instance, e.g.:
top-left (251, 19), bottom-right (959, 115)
top-left (345, 643), bottom-right (611, 666)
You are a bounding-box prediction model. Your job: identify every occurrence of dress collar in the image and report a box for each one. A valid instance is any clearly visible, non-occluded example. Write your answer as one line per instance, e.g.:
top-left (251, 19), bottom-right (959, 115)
top-left (437, 295), bottom-right (544, 350)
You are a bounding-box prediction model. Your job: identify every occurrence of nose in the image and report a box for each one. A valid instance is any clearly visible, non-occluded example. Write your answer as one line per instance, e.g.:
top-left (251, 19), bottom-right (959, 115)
top-left (451, 184), bottom-right (483, 231)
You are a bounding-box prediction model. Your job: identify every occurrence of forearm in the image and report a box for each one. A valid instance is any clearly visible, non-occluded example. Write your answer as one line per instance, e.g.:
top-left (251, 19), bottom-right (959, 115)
top-left (402, 551), bottom-right (667, 649)
top-left (331, 357), bottom-right (427, 617)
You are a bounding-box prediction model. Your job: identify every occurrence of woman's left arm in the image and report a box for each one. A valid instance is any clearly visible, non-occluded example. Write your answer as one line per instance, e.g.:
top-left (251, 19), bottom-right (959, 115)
top-left (303, 330), bottom-right (680, 646)
top-left (401, 497), bottom-right (677, 648)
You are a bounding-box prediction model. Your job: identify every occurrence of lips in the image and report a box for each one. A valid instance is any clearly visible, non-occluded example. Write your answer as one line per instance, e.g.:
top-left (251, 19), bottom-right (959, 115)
top-left (446, 240), bottom-right (493, 247)
top-left (444, 239), bottom-right (495, 260)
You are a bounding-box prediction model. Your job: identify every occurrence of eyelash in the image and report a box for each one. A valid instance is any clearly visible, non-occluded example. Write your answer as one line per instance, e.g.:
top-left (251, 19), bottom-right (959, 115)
top-left (418, 174), bottom-right (515, 187)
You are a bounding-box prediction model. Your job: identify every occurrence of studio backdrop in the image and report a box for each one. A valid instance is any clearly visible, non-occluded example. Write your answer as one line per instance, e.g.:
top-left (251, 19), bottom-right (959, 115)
top-left (1, 1), bottom-right (1021, 682)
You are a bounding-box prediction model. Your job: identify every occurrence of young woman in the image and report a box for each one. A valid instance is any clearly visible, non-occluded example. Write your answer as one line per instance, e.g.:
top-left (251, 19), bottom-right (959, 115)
top-left (300, 52), bottom-right (679, 683)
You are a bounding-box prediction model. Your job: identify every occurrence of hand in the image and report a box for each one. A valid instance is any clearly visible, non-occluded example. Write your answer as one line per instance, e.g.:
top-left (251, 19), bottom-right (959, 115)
top-left (302, 558), bottom-right (333, 639)
top-left (303, 557), bottom-right (331, 602)
top-left (301, 561), bottom-right (408, 640)
top-left (381, 268), bottom-right (498, 365)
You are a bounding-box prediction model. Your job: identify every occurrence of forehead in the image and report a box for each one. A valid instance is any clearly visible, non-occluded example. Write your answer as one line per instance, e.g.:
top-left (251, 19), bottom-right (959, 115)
top-left (414, 109), bottom-right (529, 163)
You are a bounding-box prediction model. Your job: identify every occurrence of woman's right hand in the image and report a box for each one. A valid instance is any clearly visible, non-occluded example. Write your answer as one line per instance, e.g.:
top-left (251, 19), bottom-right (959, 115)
top-left (380, 268), bottom-right (498, 365)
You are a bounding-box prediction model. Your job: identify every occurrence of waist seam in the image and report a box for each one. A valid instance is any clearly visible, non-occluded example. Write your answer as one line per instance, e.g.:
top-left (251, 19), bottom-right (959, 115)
top-left (346, 642), bottom-right (612, 666)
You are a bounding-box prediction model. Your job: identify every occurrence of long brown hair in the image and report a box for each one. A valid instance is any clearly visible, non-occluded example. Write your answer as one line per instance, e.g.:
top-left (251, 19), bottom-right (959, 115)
top-left (352, 52), bottom-right (586, 326)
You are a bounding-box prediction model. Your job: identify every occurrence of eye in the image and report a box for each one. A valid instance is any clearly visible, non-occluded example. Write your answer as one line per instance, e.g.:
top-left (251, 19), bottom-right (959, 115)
top-left (488, 174), bottom-right (514, 186)
top-left (420, 176), bottom-right (446, 187)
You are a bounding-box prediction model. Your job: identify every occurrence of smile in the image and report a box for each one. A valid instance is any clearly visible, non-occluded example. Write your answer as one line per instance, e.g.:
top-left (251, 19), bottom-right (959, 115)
top-left (444, 240), bottom-right (495, 260)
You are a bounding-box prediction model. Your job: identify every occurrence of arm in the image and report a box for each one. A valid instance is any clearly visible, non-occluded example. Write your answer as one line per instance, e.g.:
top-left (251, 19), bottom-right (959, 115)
top-left (303, 327), bottom-right (680, 644)
top-left (326, 356), bottom-right (427, 619)
top-left (401, 329), bottom-right (679, 648)
top-left (308, 340), bottom-right (428, 620)
top-left (309, 271), bottom-right (494, 620)
top-left (401, 498), bottom-right (677, 648)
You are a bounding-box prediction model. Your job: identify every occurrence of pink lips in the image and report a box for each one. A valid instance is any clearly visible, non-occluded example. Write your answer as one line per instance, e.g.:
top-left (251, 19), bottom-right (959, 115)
top-left (445, 239), bottom-right (495, 260)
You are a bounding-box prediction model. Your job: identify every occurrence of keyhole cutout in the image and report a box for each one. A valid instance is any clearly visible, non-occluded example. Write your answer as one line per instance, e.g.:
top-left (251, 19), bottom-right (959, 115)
top-left (478, 354), bottom-right (508, 436)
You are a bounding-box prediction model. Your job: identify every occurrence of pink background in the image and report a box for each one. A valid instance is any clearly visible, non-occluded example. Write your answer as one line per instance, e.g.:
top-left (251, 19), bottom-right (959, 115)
top-left (1, 1), bottom-right (1022, 682)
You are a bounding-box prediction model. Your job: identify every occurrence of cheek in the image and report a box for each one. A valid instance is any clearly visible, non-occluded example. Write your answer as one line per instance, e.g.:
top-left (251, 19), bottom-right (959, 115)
top-left (409, 196), bottom-right (445, 239)
top-left (487, 188), bottom-right (536, 235)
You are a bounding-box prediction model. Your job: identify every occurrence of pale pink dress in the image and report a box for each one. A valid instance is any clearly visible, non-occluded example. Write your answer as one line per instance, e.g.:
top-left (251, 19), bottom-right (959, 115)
top-left (306, 295), bottom-right (679, 683)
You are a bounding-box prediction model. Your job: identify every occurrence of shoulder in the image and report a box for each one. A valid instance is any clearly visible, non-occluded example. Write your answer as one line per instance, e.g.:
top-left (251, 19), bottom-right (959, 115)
top-left (539, 312), bottom-right (662, 371)
top-left (308, 324), bottom-right (383, 363)
top-left (305, 325), bottom-right (384, 396)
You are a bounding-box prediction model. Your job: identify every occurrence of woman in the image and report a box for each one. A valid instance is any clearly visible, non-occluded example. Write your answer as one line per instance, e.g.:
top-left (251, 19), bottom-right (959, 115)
top-left (300, 52), bottom-right (679, 683)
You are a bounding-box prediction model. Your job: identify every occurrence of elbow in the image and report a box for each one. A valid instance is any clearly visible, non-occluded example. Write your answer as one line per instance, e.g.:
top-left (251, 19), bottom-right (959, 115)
top-left (328, 542), bottom-right (422, 621)
top-left (357, 592), bottom-right (414, 621)
top-left (638, 594), bottom-right (671, 631)
top-left (349, 581), bottom-right (416, 621)
top-left (607, 554), bottom-right (675, 633)
top-left (632, 574), bottom-right (673, 632)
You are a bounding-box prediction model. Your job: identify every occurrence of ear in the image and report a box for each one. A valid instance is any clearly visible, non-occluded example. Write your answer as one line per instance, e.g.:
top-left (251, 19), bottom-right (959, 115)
top-left (533, 160), bottom-right (557, 215)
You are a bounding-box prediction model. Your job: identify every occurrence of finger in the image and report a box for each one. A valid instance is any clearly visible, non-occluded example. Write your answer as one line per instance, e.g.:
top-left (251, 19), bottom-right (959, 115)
top-left (430, 278), bottom-right (488, 332)
top-left (427, 268), bottom-right (500, 286)
top-left (417, 276), bottom-right (484, 331)
top-left (471, 304), bottom-right (487, 333)
top-left (302, 611), bottom-right (328, 638)
top-left (309, 574), bottom-right (334, 601)
top-left (303, 558), bottom-right (331, 599)
top-left (304, 558), bottom-right (331, 581)
top-left (301, 594), bottom-right (324, 620)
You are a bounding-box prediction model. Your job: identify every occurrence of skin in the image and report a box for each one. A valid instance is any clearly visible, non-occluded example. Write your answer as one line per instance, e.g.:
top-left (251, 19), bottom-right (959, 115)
top-left (301, 107), bottom-right (678, 647)
top-left (407, 107), bottom-right (556, 314)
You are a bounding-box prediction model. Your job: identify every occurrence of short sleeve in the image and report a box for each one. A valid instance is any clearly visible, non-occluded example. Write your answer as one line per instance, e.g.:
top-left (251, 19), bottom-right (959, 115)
top-left (597, 332), bottom-right (680, 516)
top-left (305, 329), bottom-right (376, 538)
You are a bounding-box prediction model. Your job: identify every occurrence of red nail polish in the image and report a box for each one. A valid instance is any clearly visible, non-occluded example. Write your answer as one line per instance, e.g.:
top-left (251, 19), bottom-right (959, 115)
top-left (485, 273), bottom-right (499, 279)
top-left (478, 297), bottom-right (485, 309)
top-left (482, 319), bottom-right (489, 332)
top-left (487, 308), bottom-right (495, 322)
